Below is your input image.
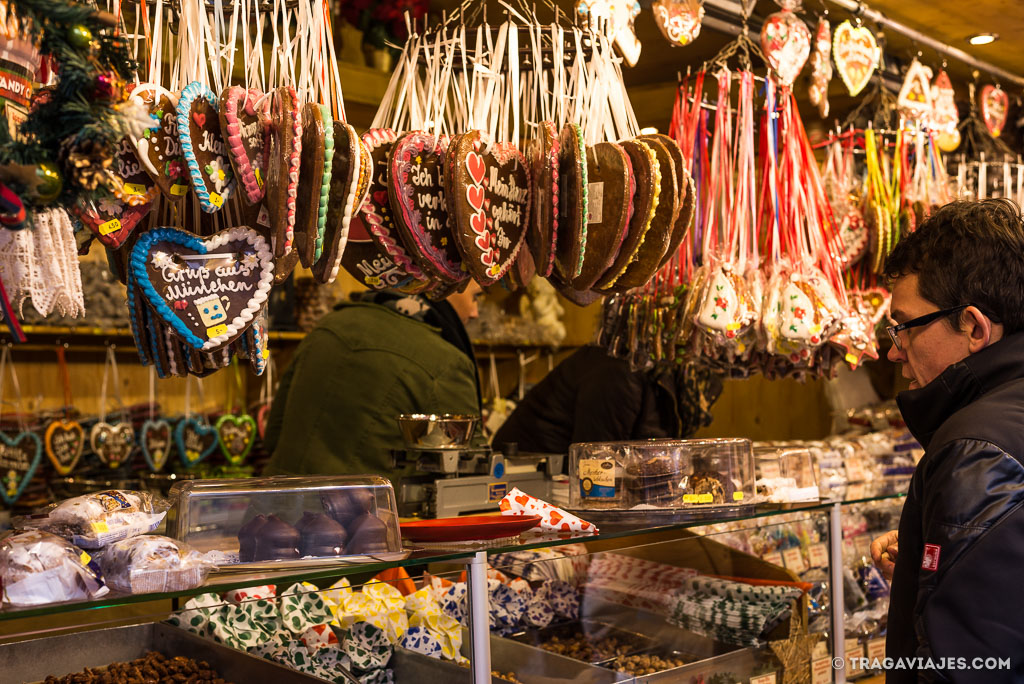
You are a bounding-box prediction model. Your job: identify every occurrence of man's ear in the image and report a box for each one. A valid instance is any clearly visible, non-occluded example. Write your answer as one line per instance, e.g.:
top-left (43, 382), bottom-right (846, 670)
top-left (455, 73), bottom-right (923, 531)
top-left (964, 306), bottom-right (1003, 352)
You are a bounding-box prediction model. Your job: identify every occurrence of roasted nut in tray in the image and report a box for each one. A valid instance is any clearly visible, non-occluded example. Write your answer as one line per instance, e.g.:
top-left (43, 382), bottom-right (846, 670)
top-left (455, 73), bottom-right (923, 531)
top-left (42, 651), bottom-right (232, 684)
top-left (539, 632), bottom-right (639, 662)
top-left (610, 653), bottom-right (689, 676)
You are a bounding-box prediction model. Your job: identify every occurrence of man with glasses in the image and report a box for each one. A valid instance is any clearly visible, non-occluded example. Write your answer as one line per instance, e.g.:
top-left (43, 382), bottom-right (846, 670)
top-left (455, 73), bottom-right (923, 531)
top-left (869, 198), bottom-right (1024, 681)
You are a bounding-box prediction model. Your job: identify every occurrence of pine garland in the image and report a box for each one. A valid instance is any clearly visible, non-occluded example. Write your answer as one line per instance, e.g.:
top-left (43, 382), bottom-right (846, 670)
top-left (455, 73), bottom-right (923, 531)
top-left (0, 0), bottom-right (136, 209)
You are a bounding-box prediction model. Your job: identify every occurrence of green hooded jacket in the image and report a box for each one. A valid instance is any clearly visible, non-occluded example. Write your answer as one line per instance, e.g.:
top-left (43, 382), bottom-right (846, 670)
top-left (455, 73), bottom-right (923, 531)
top-left (263, 300), bottom-right (480, 479)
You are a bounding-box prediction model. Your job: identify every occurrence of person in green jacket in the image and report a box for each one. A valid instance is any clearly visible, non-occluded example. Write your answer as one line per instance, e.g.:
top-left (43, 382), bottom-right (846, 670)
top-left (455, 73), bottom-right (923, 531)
top-left (263, 283), bottom-right (483, 480)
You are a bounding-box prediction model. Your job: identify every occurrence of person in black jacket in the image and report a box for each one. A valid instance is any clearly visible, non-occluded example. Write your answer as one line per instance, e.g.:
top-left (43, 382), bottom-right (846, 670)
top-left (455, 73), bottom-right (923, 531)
top-left (492, 345), bottom-right (722, 455)
top-left (869, 199), bottom-right (1024, 683)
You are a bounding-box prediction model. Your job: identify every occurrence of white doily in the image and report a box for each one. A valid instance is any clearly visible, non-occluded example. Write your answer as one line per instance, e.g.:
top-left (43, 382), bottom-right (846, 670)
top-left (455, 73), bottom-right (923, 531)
top-left (0, 209), bottom-right (85, 320)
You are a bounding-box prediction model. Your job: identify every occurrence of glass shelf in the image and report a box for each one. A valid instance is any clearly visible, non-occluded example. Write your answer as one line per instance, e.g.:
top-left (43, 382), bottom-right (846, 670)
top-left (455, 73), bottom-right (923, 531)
top-left (0, 487), bottom-right (906, 624)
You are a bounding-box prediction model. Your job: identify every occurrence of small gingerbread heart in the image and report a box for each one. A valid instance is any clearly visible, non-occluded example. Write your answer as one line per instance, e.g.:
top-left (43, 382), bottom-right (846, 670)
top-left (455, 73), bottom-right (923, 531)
top-left (44, 418), bottom-right (85, 476)
top-left (219, 86), bottom-right (270, 205)
top-left (90, 420), bottom-right (135, 468)
top-left (177, 81), bottom-right (236, 213)
top-left (128, 84), bottom-right (190, 200)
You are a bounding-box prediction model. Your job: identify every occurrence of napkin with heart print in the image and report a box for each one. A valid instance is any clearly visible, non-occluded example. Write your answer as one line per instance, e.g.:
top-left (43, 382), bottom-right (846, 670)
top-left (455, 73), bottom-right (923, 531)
top-left (498, 487), bottom-right (598, 534)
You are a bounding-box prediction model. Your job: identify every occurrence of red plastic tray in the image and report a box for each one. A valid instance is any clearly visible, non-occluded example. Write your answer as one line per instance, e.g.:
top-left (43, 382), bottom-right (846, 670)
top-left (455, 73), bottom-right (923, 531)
top-left (401, 514), bottom-right (542, 542)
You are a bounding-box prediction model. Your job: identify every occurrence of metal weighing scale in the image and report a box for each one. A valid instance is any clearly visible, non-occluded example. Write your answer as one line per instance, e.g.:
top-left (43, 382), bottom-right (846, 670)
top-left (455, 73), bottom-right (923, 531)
top-left (392, 445), bottom-right (563, 518)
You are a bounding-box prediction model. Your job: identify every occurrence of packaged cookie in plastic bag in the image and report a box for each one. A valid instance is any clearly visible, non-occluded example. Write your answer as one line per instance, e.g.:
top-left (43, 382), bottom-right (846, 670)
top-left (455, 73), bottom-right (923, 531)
top-left (98, 535), bottom-right (216, 594)
top-left (1, 530), bottom-right (109, 606)
top-left (18, 490), bottom-right (168, 549)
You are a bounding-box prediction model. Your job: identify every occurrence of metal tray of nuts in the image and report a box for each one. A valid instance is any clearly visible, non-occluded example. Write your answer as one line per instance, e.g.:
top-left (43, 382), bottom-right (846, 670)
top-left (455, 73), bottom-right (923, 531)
top-left (0, 622), bottom-right (323, 684)
top-left (509, 619), bottom-right (658, 666)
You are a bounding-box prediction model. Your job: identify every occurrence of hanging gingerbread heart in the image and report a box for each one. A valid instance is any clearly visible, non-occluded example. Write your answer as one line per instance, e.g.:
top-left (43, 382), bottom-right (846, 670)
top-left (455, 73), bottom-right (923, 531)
top-left (981, 84), bottom-right (1009, 138)
top-left (526, 122), bottom-right (560, 278)
top-left (140, 418), bottom-right (172, 472)
top-left (809, 18), bottom-right (832, 118)
top-left (932, 70), bottom-right (960, 152)
top-left (216, 413), bottom-right (256, 466)
top-left (177, 81), bottom-right (235, 213)
top-left (0, 431), bottom-right (42, 506)
top-left (760, 0), bottom-right (811, 87)
top-left (44, 418), bottom-right (85, 476)
top-left (897, 59), bottom-right (934, 124)
top-left (554, 123), bottom-right (588, 282)
top-left (575, 0), bottom-right (643, 66)
top-left (294, 104), bottom-right (333, 268)
top-left (832, 20), bottom-right (879, 97)
top-left (267, 86), bottom-right (302, 257)
top-left (175, 417), bottom-right (218, 468)
top-left (128, 84), bottom-right (190, 201)
top-left (652, 0), bottom-right (704, 47)
top-left (130, 226), bottom-right (274, 351)
top-left (218, 86), bottom-right (270, 206)
top-left (572, 141), bottom-right (632, 291)
top-left (451, 131), bottom-right (530, 286)
top-left (389, 131), bottom-right (466, 284)
top-left (256, 402), bottom-right (271, 440)
top-left (90, 421), bottom-right (135, 468)
top-left (314, 122), bottom-right (370, 284)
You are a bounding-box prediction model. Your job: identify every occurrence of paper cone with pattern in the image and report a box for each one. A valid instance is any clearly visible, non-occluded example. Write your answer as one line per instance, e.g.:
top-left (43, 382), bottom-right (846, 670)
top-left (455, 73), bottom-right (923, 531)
top-left (130, 226), bottom-right (275, 351)
top-left (499, 486), bottom-right (597, 533)
top-left (294, 103), bottom-right (330, 268)
top-left (218, 86), bottom-right (270, 205)
top-left (981, 85), bottom-right (1009, 138)
top-left (389, 131), bottom-right (465, 284)
top-left (314, 122), bottom-right (368, 284)
top-left (90, 421), bottom-right (135, 468)
top-left (451, 131), bottom-right (530, 286)
top-left (0, 431), bottom-right (42, 506)
top-left (44, 419), bottom-right (84, 476)
top-left (177, 81), bottom-right (235, 213)
top-left (595, 139), bottom-right (660, 291)
top-left (554, 124), bottom-right (587, 281)
top-left (527, 122), bottom-right (560, 278)
top-left (760, 5), bottom-right (811, 87)
top-left (832, 20), bottom-right (879, 97)
top-left (128, 84), bottom-right (190, 200)
top-left (616, 138), bottom-right (676, 291)
top-left (267, 86), bottom-right (302, 256)
top-left (359, 128), bottom-right (430, 283)
top-left (175, 417), bottom-right (218, 467)
top-left (572, 142), bottom-right (631, 291)
top-left (897, 60), bottom-right (934, 124)
top-left (216, 413), bottom-right (256, 466)
top-left (140, 418), bottom-right (172, 472)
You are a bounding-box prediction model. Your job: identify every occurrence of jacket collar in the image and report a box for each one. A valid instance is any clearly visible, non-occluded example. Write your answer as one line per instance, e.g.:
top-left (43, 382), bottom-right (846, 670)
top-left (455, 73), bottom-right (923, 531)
top-left (898, 332), bottom-right (1024, 448)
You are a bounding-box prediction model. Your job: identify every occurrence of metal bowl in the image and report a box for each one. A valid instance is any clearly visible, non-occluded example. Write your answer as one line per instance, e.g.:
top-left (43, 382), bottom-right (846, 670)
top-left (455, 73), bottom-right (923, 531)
top-left (396, 413), bottom-right (477, 450)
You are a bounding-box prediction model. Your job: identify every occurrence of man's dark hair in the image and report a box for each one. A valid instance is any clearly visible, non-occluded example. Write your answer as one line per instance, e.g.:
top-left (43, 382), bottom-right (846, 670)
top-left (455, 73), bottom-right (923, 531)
top-left (884, 198), bottom-right (1024, 333)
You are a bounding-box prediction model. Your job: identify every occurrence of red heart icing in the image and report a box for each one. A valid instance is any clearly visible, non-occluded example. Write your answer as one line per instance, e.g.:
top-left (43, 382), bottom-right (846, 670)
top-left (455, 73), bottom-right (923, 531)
top-left (467, 185), bottom-right (484, 211)
top-left (475, 233), bottom-right (490, 251)
top-left (192, 111), bottom-right (206, 128)
top-left (515, 494), bottom-right (530, 505)
top-left (561, 522), bottom-right (571, 531)
top-left (466, 152), bottom-right (486, 184)
top-left (470, 212), bottom-right (487, 235)
top-left (549, 511), bottom-right (563, 525)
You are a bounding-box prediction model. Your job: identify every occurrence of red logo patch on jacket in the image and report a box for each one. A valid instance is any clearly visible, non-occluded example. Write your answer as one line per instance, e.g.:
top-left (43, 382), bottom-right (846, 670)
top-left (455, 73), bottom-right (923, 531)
top-left (922, 543), bottom-right (941, 571)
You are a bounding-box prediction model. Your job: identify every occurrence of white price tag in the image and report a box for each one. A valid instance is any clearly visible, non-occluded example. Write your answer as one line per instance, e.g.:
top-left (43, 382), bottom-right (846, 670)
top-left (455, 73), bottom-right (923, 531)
top-left (846, 643), bottom-right (865, 675)
top-left (808, 543), bottom-right (829, 568)
top-left (867, 637), bottom-right (886, 663)
top-left (763, 551), bottom-right (783, 567)
top-left (782, 547), bottom-right (807, 574)
top-left (811, 657), bottom-right (833, 684)
top-left (750, 674), bottom-right (777, 684)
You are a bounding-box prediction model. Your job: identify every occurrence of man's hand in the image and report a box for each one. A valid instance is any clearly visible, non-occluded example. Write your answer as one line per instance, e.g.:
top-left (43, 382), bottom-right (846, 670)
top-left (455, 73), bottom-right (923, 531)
top-left (870, 530), bottom-right (899, 581)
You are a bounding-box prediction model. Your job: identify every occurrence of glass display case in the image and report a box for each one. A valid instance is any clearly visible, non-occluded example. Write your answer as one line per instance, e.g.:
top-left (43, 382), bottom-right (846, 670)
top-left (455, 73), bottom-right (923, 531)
top-left (166, 475), bottom-right (406, 569)
top-left (754, 446), bottom-right (821, 504)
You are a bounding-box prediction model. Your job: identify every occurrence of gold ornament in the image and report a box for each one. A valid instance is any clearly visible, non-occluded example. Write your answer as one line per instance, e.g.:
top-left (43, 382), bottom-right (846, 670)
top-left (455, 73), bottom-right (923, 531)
top-left (769, 605), bottom-right (822, 684)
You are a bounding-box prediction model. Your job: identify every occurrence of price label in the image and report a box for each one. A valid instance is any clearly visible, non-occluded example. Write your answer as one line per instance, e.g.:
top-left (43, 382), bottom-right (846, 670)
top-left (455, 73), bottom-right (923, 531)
top-left (98, 219), bottom-right (122, 236)
top-left (255, 167), bottom-right (264, 188)
top-left (579, 458), bottom-right (616, 498)
top-left (366, 275), bottom-right (381, 287)
top-left (262, 348), bottom-right (270, 359)
top-left (807, 543), bottom-right (829, 568)
top-left (867, 637), bottom-right (886, 663)
top-left (91, 520), bottom-right (110, 533)
top-left (170, 183), bottom-right (189, 196)
top-left (209, 192), bottom-right (224, 208)
top-left (726, 322), bottom-right (742, 331)
top-left (763, 551), bottom-right (783, 567)
top-left (846, 643), bottom-right (865, 675)
top-left (698, 493), bottom-right (713, 504)
top-left (733, 491), bottom-right (744, 501)
top-left (123, 182), bottom-right (148, 195)
top-left (79, 551), bottom-right (92, 566)
top-left (750, 674), bottom-right (777, 684)
top-left (811, 657), bottom-right (833, 684)
top-left (782, 547), bottom-right (807, 573)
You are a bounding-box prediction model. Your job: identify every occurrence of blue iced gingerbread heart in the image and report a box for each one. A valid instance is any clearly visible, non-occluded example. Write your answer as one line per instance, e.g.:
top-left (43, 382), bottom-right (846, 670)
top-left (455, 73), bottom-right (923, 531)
top-left (0, 430), bottom-right (42, 506)
top-left (177, 80), bottom-right (235, 213)
top-left (175, 417), bottom-right (219, 468)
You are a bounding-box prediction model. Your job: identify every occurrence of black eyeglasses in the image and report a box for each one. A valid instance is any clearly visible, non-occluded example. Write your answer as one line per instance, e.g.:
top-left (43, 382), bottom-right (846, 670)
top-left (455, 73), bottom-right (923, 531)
top-left (886, 305), bottom-right (968, 350)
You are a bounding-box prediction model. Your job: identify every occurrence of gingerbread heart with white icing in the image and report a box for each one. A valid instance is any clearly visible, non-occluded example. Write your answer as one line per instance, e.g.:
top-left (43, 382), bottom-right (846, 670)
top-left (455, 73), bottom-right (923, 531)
top-left (389, 131), bottom-right (466, 284)
top-left (342, 214), bottom-right (433, 293)
top-left (90, 421), bottom-right (135, 468)
top-left (177, 81), bottom-right (235, 213)
top-left (128, 84), bottom-right (190, 200)
top-left (294, 103), bottom-right (332, 268)
top-left (571, 141), bottom-right (631, 291)
top-left (267, 86), bottom-right (302, 257)
top-left (313, 122), bottom-right (368, 284)
top-left (451, 131), bottom-right (530, 285)
top-left (44, 418), bottom-right (85, 476)
top-left (130, 226), bottom-right (275, 351)
top-left (219, 86), bottom-right (270, 205)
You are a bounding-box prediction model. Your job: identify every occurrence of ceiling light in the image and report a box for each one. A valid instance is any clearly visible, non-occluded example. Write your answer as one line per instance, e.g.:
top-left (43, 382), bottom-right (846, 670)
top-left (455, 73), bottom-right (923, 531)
top-left (639, 126), bottom-right (659, 135)
top-left (968, 33), bottom-right (998, 46)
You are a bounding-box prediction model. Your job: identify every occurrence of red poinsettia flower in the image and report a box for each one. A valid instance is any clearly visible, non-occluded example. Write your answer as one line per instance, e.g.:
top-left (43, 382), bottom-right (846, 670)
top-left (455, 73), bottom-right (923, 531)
top-left (793, 306), bottom-right (806, 320)
top-left (715, 296), bottom-right (728, 310)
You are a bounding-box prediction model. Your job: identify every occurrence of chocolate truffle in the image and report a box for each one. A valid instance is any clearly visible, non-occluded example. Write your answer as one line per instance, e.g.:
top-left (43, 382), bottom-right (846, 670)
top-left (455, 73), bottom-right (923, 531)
top-left (237, 514), bottom-right (268, 562)
top-left (321, 487), bottom-right (374, 528)
top-left (345, 513), bottom-right (391, 555)
top-left (252, 514), bottom-right (301, 561)
top-left (296, 512), bottom-right (349, 557)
